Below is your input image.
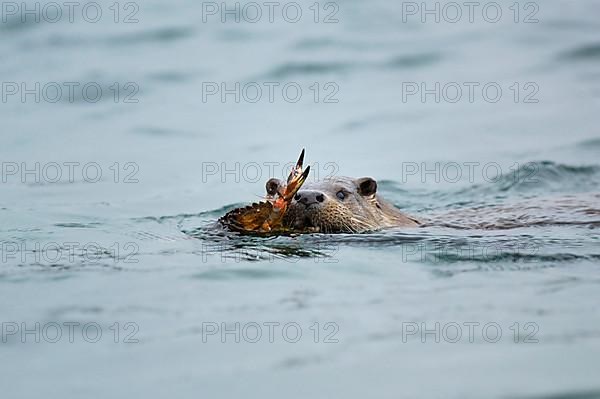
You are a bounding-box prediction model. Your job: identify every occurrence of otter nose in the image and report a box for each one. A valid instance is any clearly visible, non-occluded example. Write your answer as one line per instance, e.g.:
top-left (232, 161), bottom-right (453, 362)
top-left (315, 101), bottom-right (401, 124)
top-left (294, 191), bottom-right (325, 206)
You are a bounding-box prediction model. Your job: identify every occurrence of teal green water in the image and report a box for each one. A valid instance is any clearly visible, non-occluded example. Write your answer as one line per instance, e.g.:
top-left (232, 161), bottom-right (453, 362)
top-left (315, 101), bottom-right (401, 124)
top-left (1, 1), bottom-right (600, 398)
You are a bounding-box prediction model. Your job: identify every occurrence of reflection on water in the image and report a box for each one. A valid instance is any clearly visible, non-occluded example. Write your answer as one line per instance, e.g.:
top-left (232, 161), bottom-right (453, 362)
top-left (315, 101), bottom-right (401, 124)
top-left (1, 0), bottom-right (600, 398)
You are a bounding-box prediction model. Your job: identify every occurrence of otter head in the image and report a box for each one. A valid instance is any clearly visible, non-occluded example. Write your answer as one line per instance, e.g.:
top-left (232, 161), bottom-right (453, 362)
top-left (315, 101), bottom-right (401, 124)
top-left (266, 176), bottom-right (387, 233)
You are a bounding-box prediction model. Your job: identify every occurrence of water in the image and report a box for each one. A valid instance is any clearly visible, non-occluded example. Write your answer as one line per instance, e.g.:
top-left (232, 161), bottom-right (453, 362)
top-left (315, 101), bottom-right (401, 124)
top-left (1, 0), bottom-right (600, 397)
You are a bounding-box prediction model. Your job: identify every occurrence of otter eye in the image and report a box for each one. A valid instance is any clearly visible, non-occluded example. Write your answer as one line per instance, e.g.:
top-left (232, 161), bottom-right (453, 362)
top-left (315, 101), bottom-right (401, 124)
top-left (336, 190), bottom-right (346, 200)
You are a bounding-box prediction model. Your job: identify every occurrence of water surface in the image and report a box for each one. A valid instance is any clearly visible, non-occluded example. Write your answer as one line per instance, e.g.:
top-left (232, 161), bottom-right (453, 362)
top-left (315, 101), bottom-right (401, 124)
top-left (1, 1), bottom-right (600, 398)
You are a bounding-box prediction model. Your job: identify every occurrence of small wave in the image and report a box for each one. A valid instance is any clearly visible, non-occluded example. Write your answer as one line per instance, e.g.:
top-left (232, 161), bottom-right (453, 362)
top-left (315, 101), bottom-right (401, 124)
top-left (134, 209), bottom-right (221, 224)
top-left (190, 267), bottom-right (302, 280)
top-left (146, 71), bottom-right (194, 83)
top-left (54, 222), bottom-right (101, 228)
top-left (559, 43), bottom-right (600, 61)
top-left (186, 224), bottom-right (342, 261)
top-left (0, 14), bottom-right (42, 33)
top-left (131, 126), bottom-right (190, 137)
top-left (463, 161), bottom-right (600, 195)
top-left (262, 61), bottom-right (355, 79)
top-left (373, 161), bottom-right (600, 211)
top-left (106, 26), bottom-right (194, 46)
top-left (383, 162), bottom-right (600, 219)
top-left (216, 28), bottom-right (263, 42)
top-left (294, 37), bottom-right (338, 49)
top-left (577, 138), bottom-right (600, 148)
top-left (433, 251), bottom-right (599, 265)
top-left (294, 37), bottom-right (378, 51)
top-left (384, 52), bottom-right (442, 69)
top-left (509, 389), bottom-right (600, 399)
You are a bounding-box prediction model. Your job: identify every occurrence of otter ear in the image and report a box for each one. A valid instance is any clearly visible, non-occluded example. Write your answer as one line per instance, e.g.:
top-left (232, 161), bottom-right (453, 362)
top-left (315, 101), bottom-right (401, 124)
top-left (357, 177), bottom-right (377, 196)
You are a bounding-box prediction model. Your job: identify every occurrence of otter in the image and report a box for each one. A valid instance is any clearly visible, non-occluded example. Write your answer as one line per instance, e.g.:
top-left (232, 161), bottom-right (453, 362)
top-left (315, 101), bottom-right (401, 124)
top-left (265, 176), bottom-right (421, 233)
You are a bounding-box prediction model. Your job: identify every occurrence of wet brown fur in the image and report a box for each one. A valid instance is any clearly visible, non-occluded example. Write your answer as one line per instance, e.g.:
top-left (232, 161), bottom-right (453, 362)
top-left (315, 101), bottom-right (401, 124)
top-left (282, 177), bottom-right (420, 233)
